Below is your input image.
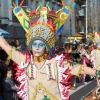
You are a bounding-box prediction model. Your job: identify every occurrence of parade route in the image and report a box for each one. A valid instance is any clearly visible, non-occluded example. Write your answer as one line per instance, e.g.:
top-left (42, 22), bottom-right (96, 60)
top-left (69, 80), bottom-right (97, 100)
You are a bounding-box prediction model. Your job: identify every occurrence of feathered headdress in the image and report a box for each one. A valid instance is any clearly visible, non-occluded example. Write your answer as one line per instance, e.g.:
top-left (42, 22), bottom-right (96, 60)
top-left (88, 30), bottom-right (100, 44)
top-left (7, 0), bottom-right (76, 51)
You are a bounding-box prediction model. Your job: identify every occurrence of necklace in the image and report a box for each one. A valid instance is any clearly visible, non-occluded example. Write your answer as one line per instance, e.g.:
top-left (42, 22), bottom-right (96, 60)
top-left (33, 53), bottom-right (48, 62)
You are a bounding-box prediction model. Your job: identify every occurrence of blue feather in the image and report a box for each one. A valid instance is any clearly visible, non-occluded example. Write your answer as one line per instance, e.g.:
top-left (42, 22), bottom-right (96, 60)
top-left (66, 0), bottom-right (70, 6)
top-left (55, 25), bottom-right (64, 36)
top-left (9, 4), bottom-right (14, 8)
top-left (16, 0), bottom-right (18, 6)
top-left (63, 8), bottom-right (69, 14)
top-left (54, 5), bottom-right (57, 10)
top-left (31, 5), bottom-right (34, 10)
top-left (70, 2), bottom-right (76, 8)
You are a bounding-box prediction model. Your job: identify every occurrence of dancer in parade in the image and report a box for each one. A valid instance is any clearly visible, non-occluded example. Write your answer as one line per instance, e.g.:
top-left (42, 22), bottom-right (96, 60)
top-left (0, 0), bottom-right (99, 100)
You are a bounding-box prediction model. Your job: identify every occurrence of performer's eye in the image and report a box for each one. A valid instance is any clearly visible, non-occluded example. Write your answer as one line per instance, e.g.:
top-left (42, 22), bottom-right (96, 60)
top-left (39, 43), bottom-right (44, 47)
top-left (32, 42), bottom-right (36, 46)
top-left (39, 43), bottom-right (45, 48)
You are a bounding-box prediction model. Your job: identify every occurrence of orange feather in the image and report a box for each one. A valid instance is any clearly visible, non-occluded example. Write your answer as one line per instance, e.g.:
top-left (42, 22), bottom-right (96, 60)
top-left (61, 0), bottom-right (65, 7)
top-left (12, 2), bottom-right (16, 7)
top-left (19, 0), bottom-right (24, 7)
top-left (6, 7), bottom-right (13, 11)
top-left (69, 0), bottom-right (73, 6)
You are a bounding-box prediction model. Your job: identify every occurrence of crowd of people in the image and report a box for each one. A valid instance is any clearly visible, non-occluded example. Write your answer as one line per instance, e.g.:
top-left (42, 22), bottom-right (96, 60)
top-left (55, 41), bottom-right (95, 88)
top-left (0, 39), bottom-right (23, 100)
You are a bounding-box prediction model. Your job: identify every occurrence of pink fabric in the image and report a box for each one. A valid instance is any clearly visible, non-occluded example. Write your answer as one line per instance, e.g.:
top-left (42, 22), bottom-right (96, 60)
top-left (81, 57), bottom-right (89, 84)
top-left (83, 57), bottom-right (87, 66)
top-left (82, 57), bottom-right (89, 65)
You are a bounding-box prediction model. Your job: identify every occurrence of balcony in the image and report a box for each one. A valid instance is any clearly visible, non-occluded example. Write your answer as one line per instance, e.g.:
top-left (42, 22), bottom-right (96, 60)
top-left (75, 0), bottom-right (85, 4)
top-left (79, 9), bottom-right (85, 17)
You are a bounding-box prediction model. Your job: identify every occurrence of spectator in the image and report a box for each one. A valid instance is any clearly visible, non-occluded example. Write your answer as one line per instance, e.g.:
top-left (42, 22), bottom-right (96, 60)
top-left (0, 58), bottom-right (10, 78)
top-left (15, 39), bottom-right (21, 50)
top-left (0, 49), bottom-right (8, 62)
top-left (0, 61), bottom-right (3, 100)
top-left (9, 40), bottom-right (17, 48)
top-left (2, 67), bottom-right (19, 100)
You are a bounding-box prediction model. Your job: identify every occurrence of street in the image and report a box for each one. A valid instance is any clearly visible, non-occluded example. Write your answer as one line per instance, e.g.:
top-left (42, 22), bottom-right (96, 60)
top-left (69, 80), bottom-right (97, 100)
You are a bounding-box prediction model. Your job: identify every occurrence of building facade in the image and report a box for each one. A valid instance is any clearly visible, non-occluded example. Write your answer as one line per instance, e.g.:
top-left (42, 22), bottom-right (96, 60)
top-left (74, 0), bottom-right (86, 33)
top-left (0, 0), bottom-right (100, 42)
top-left (0, 0), bottom-right (31, 39)
top-left (87, 0), bottom-right (100, 31)
top-left (0, 0), bottom-right (76, 43)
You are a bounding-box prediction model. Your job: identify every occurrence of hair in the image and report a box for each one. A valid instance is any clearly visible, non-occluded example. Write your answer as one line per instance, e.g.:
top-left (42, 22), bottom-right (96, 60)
top-left (64, 43), bottom-right (72, 50)
top-left (5, 67), bottom-right (14, 76)
top-left (72, 44), bottom-right (77, 51)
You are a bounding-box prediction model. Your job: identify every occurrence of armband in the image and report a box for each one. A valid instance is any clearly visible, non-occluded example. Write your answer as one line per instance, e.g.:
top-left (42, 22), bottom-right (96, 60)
top-left (7, 46), bottom-right (15, 60)
top-left (96, 70), bottom-right (100, 77)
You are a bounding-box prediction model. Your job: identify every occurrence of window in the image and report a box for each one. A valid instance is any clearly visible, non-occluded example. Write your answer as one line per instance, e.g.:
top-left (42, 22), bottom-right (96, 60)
top-left (57, 0), bottom-right (62, 3)
top-left (12, 0), bottom-right (28, 6)
top-left (18, 0), bottom-right (28, 6)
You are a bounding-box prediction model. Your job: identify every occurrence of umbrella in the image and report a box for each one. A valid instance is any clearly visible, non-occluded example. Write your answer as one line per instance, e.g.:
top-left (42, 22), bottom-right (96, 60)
top-left (0, 28), bottom-right (10, 36)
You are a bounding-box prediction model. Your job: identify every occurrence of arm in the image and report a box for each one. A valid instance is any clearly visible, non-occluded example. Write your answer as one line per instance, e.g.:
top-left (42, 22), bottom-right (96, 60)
top-left (0, 36), bottom-right (25, 65)
top-left (81, 66), bottom-right (96, 76)
top-left (70, 64), bottom-right (96, 77)
top-left (2, 79), bottom-right (17, 92)
top-left (5, 85), bottom-right (16, 92)
top-left (0, 36), bottom-right (11, 55)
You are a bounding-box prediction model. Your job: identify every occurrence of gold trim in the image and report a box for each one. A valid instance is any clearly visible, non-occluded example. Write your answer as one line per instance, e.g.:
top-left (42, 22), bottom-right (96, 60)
top-left (77, 65), bottom-right (83, 77)
top-left (31, 82), bottom-right (59, 100)
top-left (7, 46), bottom-right (15, 60)
top-left (30, 23), bottom-right (54, 32)
top-left (33, 53), bottom-right (48, 62)
top-left (68, 37), bottom-right (82, 40)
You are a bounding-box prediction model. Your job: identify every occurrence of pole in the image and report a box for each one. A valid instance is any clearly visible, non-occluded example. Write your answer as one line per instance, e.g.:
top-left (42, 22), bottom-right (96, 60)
top-left (70, 15), bottom-right (72, 36)
top-left (86, 0), bottom-right (87, 39)
top-left (95, 0), bottom-right (97, 29)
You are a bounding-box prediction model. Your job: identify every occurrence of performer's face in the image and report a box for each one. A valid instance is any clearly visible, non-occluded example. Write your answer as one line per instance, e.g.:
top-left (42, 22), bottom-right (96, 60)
top-left (7, 71), bottom-right (13, 78)
top-left (32, 40), bottom-right (46, 57)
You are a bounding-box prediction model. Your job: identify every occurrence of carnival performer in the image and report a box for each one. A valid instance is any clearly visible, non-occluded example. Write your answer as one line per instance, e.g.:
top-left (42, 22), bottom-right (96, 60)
top-left (80, 31), bottom-right (100, 100)
top-left (0, 0), bottom-right (98, 100)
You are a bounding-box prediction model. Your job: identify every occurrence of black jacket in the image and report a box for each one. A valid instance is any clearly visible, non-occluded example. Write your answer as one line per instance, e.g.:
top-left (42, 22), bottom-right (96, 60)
top-left (2, 77), bottom-right (18, 100)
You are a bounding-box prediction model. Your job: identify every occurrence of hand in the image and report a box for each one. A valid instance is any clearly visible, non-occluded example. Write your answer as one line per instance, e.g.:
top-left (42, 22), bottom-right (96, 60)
top-left (80, 49), bottom-right (86, 56)
top-left (70, 64), bottom-right (83, 77)
top-left (15, 86), bottom-right (19, 91)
